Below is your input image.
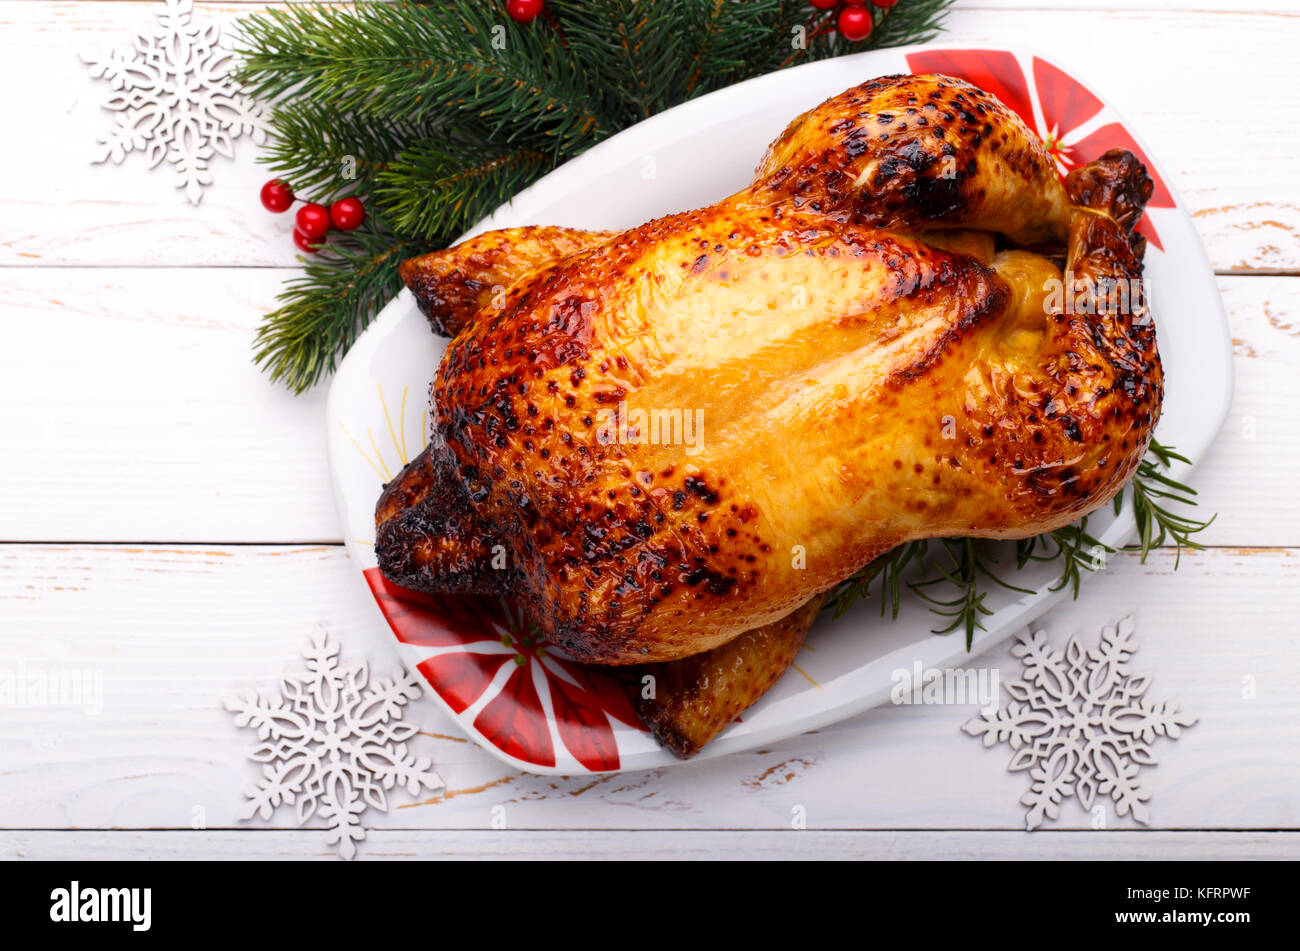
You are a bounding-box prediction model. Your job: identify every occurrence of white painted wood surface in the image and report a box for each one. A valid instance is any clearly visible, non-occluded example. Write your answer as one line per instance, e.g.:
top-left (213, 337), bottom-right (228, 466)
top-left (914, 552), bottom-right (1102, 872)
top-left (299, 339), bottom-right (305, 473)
top-left (3, 830), bottom-right (1295, 861)
top-left (1, 0), bottom-right (1297, 859)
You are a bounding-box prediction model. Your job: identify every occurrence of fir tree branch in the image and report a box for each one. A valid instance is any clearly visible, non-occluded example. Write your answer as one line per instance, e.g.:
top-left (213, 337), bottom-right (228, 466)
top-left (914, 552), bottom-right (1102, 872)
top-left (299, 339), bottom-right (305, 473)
top-left (868, 0), bottom-right (956, 49)
top-left (376, 139), bottom-right (552, 243)
top-left (547, 0), bottom-right (689, 121)
top-left (252, 224), bottom-right (423, 394)
top-left (237, 2), bottom-right (607, 153)
top-left (256, 102), bottom-right (424, 202)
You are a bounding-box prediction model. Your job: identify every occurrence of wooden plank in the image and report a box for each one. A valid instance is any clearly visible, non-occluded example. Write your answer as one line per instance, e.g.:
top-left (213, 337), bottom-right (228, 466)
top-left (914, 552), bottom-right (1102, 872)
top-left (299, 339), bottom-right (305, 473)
top-left (0, 269), bottom-right (1286, 544)
top-left (0, 2), bottom-right (1295, 272)
top-left (2, 829), bottom-right (1296, 861)
top-left (0, 267), bottom-right (337, 543)
top-left (1191, 275), bottom-right (1300, 546)
top-left (0, 543), bottom-right (1296, 832)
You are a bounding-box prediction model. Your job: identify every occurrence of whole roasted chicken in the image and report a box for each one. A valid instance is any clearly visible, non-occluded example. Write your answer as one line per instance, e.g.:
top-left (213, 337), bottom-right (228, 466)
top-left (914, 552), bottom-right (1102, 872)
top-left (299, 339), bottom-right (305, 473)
top-left (377, 74), bottom-right (1159, 756)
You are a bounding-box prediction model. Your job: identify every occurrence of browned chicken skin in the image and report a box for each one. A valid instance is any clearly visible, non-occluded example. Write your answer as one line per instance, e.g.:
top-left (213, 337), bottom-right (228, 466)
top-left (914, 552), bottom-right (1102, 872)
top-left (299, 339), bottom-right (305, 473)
top-left (399, 225), bottom-right (615, 336)
top-left (635, 594), bottom-right (826, 758)
top-left (378, 75), bottom-right (1158, 748)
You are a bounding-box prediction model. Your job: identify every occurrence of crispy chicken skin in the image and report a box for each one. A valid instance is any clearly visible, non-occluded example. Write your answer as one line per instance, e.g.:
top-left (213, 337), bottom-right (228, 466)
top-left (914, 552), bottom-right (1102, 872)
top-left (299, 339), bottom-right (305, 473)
top-left (378, 74), bottom-right (1159, 673)
top-left (635, 595), bottom-right (826, 758)
top-left (753, 75), bottom-right (1074, 248)
top-left (400, 225), bottom-right (613, 336)
top-left (375, 445), bottom-right (516, 595)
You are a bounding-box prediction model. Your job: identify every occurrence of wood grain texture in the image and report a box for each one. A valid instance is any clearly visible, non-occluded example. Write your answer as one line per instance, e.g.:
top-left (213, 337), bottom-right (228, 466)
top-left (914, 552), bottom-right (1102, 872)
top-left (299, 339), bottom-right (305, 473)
top-left (2, 829), bottom-right (1297, 861)
top-left (0, 3), bottom-right (1296, 272)
top-left (1, 544), bottom-right (1296, 833)
top-left (0, 267), bottom-right (335, 542)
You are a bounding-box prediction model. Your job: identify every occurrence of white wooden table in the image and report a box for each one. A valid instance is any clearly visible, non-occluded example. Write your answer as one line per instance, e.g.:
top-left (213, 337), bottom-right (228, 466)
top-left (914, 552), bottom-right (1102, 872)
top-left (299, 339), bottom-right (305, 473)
top-left (2, 0), bottom-right (1298, 860)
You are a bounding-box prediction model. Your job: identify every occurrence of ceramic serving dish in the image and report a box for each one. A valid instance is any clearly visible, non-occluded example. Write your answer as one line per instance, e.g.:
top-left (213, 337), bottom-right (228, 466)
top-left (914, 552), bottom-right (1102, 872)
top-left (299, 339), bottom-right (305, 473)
top-left (326, 45), bottom-right (1232, 774)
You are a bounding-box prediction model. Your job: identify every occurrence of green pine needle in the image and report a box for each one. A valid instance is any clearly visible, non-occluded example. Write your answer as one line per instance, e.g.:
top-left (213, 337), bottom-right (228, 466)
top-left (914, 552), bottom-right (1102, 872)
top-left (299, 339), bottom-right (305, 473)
top-left (831, 540), bottom-right (928, 621)
top-left (1120, 442), bottom-right (1216, 566)
top-left (911, 538), bottom-right (1035, 649)
top-left (252, 225), bottom-right (423, 394)
top-left (376, 140), bottom-right (552, 243)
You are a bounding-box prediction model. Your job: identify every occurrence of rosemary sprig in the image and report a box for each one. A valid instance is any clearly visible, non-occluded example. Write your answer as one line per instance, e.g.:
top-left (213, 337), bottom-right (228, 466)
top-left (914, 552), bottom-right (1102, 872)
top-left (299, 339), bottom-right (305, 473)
top-left (826, 439), bottom-right (1216, 646)
top-left (830, 540), bottom-right (927, 620)
top-left (911, 538), bottom-right (1034, 649)
top-left (1119, 442), bottom-right (1216, 566)
top-left (1016, 516), bottom-right (1114, 598)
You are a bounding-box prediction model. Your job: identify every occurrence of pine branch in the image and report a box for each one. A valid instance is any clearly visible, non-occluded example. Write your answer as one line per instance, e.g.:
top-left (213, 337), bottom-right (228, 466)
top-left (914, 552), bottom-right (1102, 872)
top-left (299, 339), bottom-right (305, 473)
top-left (256, 102), bottom-right (423, 202)
top-left (867, 0), bottom-right (955, 49)
top-left (547, 0), bottom-right (689, 121)
top-left (252, 224), bottom-right (423, 394)
top-left (237, 2), bottom-right (607, 153)
top-left (376, 139), bottom-right (552, 243)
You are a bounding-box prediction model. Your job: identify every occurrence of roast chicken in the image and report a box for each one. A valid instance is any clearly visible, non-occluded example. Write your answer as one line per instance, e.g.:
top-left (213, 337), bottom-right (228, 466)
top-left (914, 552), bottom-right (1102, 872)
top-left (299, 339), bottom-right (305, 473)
top-left (377, 74), bottom-right (1159, 756)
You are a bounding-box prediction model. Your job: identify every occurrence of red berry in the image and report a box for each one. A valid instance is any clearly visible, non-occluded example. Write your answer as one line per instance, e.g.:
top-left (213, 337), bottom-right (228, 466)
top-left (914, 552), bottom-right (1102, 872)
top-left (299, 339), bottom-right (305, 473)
top-left (809, 0), bottom-right (838, 9)
top-left (292, 228), bottom-right (321, 254)
top-left (872, 0), bottom-right (899, 7)
top-left (506, 0), bottom-right (544, 23)
top-left (330, 196), bottom-right (366, 231)
top-left (838, 6), bottom-right (873, 41)
top-left (260, 179), bottom-right (294, 213)
top-left (295, 202), bottom-right (331, 241)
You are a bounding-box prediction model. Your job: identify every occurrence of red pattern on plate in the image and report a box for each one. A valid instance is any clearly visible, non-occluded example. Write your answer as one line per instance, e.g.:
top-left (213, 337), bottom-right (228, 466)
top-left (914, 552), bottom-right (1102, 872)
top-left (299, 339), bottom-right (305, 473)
top-left (366, 572), bottom-right (498, 647)
top-left (420, 651), bottom-right (511, 715)
top-left (474, 657), bottom-right (555, 767)
top-left (1032, 58), bottom-right (1102, 139)
top-left (364, 568), bottom-right (644, 770)
top-left (905, 49), bottom-right (1172, 250)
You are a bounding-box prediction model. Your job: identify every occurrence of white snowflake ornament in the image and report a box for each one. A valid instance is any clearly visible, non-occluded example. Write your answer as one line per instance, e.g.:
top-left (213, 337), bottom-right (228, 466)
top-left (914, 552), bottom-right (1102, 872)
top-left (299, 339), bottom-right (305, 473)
top-left (225, 630), bottom-right (444, 859)
top-left (964, 617), bottom-right (1196, 831)
top-left (81, 0), bottom-right (268, 204)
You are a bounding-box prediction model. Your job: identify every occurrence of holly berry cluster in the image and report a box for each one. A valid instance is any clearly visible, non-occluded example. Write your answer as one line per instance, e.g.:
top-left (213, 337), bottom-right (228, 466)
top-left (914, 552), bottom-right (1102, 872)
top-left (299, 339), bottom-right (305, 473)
top-left (811, 0), bottom-right (898, 42)
top-left (260, 179), bottom-right (366, 254)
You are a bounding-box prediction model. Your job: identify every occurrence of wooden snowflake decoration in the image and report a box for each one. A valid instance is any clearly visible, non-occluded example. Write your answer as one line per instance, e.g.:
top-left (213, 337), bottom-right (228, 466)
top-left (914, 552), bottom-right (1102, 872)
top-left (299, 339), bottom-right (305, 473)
top-left (224, 630), bottom-right (444, 859)
top-left (81, 0), bottom-right (267, 204)
top-left (964, 617), bottom-right (1196, 830)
